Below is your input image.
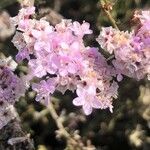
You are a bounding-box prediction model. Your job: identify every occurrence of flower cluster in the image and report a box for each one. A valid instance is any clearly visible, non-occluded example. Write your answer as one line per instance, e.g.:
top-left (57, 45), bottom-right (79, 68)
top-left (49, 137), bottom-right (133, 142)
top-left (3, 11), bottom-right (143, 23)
top-left (97, 11), bottom-right (150, 80)
top-left (0, 57), bottom-right (25, 129)
top-left (0, 57), bottom-right (25, 105)
top-left (11, 7), bottom-right (119, 115)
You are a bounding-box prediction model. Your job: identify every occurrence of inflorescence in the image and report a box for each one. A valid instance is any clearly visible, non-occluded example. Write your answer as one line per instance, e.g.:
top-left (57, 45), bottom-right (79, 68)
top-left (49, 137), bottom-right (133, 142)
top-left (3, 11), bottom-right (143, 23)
top-left (0, 6), bottom-right (149, 117)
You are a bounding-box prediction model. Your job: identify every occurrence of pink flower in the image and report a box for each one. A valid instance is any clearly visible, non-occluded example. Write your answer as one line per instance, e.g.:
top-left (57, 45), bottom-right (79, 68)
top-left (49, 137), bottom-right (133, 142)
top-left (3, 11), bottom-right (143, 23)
top-left (96, 27), bottom-right (116, 54)
top-left (73, 86), bottom-right (102, 115)
top-left (97, 11), bottom-right (150, 81)
top-left (11, 7), bottom-right (119, 115)
top-left (71, 21), bottom-right (93, 38)
top-left (16, 48), bottom-right (30, 62)
top-left (32, 78), bottom-right (56, 105)
top-left (11, 6), bottom-right (35, 31)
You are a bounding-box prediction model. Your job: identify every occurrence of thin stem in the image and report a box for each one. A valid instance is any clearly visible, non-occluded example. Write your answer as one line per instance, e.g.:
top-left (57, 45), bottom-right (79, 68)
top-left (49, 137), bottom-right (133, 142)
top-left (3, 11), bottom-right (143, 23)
top-left (48, 102), bottom-right (70, 138)
top-left (100, 0), bottom-right (119, 30)
top-left (106, 55), bottom-right (115, 61)
top-left (54, 0), bottom-right (61, 12)
top-left (48, 101), bottom-right (82, 149)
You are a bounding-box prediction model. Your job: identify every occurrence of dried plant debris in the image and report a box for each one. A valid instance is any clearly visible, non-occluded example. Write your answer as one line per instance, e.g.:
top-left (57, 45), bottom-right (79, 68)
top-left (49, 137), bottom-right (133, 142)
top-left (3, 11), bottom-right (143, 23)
top-left (0, 11), bottom-right (15, 41)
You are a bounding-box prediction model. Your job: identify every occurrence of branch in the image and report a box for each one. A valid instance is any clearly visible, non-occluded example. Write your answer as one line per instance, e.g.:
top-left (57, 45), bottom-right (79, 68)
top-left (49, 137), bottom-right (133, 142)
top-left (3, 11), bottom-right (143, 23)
top-left (100, 0), bottom-right (119, 30)
top-left (48, 101), bottom-right (81, 149)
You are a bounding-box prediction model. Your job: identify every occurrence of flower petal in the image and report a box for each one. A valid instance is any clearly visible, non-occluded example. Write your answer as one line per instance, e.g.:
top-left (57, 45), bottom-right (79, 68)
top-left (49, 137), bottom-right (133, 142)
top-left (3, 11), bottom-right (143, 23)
top-left (72, 97), bottom-right (83, 106)
top-left (83, 104), bottom-right (92, 115)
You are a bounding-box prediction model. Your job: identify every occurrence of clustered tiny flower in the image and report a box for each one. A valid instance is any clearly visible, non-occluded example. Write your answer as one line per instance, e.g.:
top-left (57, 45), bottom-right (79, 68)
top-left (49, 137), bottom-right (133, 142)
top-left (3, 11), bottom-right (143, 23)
top-left (11, 6), bottom-right (119, 115)
top-left (97, 10), bottom-right (150, 80)
top-left (0, 57), bottom-right (25, 129)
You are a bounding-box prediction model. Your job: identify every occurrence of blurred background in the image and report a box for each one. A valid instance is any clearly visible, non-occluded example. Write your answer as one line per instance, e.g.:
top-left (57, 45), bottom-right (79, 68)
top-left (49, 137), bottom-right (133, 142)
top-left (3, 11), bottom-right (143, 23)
top-left (0, 0), bottom-right (150, 150)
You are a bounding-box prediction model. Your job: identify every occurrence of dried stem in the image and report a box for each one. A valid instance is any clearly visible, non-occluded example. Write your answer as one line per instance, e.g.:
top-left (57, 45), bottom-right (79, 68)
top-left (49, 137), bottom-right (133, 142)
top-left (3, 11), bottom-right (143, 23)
top-left (48, 102), bottom-right (70, 139)
top-left (100, 0), bottom-right (119, 30)
top-left (53, 0), bottom-right (61, 12)
top-left (48, 101), bottom-right (87, 150)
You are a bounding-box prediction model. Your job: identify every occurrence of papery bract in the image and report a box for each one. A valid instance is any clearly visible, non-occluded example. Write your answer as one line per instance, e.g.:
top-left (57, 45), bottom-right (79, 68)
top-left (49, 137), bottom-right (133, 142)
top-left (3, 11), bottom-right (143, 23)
top-left (11, 6), bottom-right (119, 115)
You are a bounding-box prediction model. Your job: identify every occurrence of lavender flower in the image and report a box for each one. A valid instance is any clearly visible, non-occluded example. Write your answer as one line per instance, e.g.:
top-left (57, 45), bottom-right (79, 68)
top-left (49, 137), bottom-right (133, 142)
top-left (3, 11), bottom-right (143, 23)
top-left (97, 11), bottom-right (150, 80)
top-left (11, 6), bottom-right (119, 115)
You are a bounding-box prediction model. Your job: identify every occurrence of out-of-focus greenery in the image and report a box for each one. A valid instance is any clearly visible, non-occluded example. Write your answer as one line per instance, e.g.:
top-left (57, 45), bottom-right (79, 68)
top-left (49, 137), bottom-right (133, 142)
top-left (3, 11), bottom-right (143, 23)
top-left (0, 0), bottom-right (150, 150)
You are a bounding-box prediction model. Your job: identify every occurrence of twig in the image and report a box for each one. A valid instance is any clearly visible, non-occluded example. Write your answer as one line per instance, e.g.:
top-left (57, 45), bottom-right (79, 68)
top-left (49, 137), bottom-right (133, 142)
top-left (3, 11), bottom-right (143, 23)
top-left (48, 102), bottom-right (70, 139)
top-left (106, 55), bottom-right (115, 61)
top-left (100, 0), bottom-right (119, 30)
top-left (48, 101), bottom-right (86, 150)
top-left (53, 0), bottom-right (61, 12)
